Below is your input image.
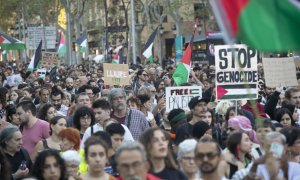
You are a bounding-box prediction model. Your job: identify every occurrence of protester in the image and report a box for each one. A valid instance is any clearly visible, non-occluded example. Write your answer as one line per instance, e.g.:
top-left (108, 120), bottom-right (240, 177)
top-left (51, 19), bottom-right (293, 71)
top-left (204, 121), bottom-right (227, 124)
top-left (139, 127), bottom-right (187, 180)
top-left (31, 116), bottom-right (67, 161)
top-left (16, 100), bottom-right (50, 156)
top-left (58, 128), bottom-right (81, 152)
top-left (274, 108), bottom-right (295, 128)
top-left (38, 104), bottom-right (57, 122)
top-left (5, 104), bottom-right (20, 127)
top-left (72, 106), bottom-right (95, 139)
top-left (31, 149), bottom-right (67, 180)
top-left (0, 125), bottom-right (32, 179)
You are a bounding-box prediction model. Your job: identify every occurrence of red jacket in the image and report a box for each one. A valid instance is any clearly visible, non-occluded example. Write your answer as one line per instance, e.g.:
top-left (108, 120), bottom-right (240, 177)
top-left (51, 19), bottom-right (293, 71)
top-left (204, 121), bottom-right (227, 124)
top-left (116, 174), bottom-right (160, 180)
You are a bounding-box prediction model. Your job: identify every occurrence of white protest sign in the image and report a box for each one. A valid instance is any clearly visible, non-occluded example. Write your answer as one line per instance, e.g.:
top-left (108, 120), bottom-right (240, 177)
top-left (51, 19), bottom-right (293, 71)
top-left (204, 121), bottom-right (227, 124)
top-left (36, 68), bottom-right (47, 80)
top-left (166, 86), bottom-right (202, 112)
top-left (215, 44), bottom-right (258, 100)
top-left (263, 57), bottom-right (297, 87)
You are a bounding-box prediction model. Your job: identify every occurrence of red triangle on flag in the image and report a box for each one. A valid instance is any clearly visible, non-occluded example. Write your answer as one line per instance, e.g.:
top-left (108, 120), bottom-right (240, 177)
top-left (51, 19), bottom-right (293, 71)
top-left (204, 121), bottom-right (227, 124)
top-left (0, 36), bottom-right (4, 44)
top-left (217, 86), bottom-right (228, 99)
top-left (180, 44), bottom-right (192, 65)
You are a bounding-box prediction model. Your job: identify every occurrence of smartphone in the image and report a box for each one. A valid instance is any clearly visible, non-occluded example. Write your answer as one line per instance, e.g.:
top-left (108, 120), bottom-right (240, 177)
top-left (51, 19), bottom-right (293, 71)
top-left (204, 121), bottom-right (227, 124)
top-left (19, 161), bottom-right (27, 170)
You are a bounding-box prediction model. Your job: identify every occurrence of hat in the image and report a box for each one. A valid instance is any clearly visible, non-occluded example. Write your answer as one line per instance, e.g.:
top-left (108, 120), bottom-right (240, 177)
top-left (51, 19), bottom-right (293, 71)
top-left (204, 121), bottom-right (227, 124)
top-left (188, 96), bottom-right (209, 109)
top-left (168, 108), bottom-right (186, 125)
top-left (192, 121), bottom-right (210, 139)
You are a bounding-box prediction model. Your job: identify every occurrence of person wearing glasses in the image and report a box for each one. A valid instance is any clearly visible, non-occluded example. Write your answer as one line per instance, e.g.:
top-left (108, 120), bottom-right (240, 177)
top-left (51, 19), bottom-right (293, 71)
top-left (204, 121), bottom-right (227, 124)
top-left (132, 70), bottom-right (150, 95)
top-left (73, 106), bottom-right (96, 139)
top-left (194, 136), bottom-right (227, 180)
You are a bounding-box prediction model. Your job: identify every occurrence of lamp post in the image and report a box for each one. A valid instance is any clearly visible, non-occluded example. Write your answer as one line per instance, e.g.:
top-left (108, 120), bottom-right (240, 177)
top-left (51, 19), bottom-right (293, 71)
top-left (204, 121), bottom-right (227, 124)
top-left (171, 24), bottom-right (177, 65)
top-left (159, 25), bottom-right (164, 65)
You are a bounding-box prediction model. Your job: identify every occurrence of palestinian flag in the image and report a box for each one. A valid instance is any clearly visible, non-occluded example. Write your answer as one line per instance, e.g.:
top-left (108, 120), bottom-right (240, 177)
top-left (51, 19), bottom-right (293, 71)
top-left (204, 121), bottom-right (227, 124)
top-left (217, 84), bottom-right (257, 100)
top-left (58, 32), bottom-right (66, 58)
top-left (210, 0), bottom-right (300, 51)
top-left (172, 19), bottom-right (198, 86)
top-left (112, 45), bottom-right (123, 64)
top-left (76, 31), bottom-right (87, 53)
top-left (27, 40), bottom-right (42, 72)
top-left (142, 28), bottom-right (158, 63)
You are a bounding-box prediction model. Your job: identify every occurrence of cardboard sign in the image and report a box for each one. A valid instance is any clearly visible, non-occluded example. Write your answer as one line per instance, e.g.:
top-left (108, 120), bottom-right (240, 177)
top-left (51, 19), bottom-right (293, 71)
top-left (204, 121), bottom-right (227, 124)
top-left (165, 86), bottom-right (202, 112)
top-left (40, 52), bottom-right (60, 69)
top-left (215, 44), bottom-right (258, 100)
top-left (103, 63), bottom-right (129, 86)
top-left (294, 60), bottom-right (300, 73)
top-left (263, 57), bottom-right (297, 87)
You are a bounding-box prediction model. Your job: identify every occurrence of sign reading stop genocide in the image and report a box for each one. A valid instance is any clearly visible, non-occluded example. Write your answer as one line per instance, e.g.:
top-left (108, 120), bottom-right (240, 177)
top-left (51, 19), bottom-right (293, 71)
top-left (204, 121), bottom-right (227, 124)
top-left (215, 44), bottom-right (258, 100)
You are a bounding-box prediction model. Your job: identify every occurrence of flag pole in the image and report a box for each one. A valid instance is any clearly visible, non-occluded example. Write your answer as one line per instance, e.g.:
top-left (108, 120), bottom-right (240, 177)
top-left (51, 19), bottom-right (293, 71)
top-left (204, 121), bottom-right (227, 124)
top-left (130, 0), bottom-right (136, 64)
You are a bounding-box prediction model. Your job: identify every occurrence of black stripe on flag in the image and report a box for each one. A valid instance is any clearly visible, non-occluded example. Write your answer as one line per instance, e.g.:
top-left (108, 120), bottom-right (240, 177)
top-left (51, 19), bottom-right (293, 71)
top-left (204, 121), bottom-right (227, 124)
top-left (220, 94), bottom-right (257, 100)
top-left (219, 84), bottom-right (257, 89)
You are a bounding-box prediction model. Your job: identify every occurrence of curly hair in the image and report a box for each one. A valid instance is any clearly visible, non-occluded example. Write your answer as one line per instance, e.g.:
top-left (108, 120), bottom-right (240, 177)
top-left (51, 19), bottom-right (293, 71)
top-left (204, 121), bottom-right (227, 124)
top-left (32, 149), bottom-right (67, 180)
top-left (73, 106), bottom-right (95, 132)
top-left (38, 104), bottom-right (55, 122)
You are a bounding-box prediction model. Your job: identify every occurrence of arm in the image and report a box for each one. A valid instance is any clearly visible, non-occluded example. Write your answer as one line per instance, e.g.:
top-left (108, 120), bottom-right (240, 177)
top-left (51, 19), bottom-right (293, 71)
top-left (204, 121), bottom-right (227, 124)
top-left (190, 71), bottom-right (204, 88)
top-left (264, 91), bottom-right (280, 119)
top-left (31, 140), bottom-right (44, 162)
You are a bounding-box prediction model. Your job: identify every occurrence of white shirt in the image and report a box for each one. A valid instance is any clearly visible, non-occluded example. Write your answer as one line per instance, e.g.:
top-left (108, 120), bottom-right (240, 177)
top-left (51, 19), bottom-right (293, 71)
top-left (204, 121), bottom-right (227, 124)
top-left (256, 162), bottom-right (300, 180)
top-left (80, 123), bottom-right (134, 148)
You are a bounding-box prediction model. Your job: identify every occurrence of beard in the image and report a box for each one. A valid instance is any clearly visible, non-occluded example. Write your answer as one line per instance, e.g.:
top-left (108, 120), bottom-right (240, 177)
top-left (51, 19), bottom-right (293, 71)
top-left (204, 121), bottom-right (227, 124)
top-left (113, 103), bottom-right (126, 111)
top-left (66, 86), bottom-right (73, 91)
top-left (200, 162), bottom-right (218, 174)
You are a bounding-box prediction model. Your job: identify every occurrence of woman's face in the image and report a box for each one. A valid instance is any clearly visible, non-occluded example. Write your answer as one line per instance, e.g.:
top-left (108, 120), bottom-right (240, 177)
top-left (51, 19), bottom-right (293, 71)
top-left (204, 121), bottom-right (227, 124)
top-left (87, 144), bottom-right (107, 173)
top-left (10, 114), bottom-right (21, 126)
top-left (79, 115), bottom-right (92, 131)
top-left (46, 107), bottom-right (57, 121)
top-left (128, 101), bottom-right (138, 109)
top-left (228, 110), bottom-right (236, 120)
top-left (59, 138), bottom-right (75, 152)
top-left (150, 130), bottom-right (168, 158)
top-left (144, 100), bottom-right (152, 111)
top-left (179, 152), bottom-right (197, 176)
top-left (280, 113), bottom-right (292, 128)
top-left (42, 156), bottom-right (61, 180)
top-left (10, 91), bottom-right (19, 102)
top-left (240, 133), bottom-right (253, 154)
top-left (51, 118), bottom-right (67, 135)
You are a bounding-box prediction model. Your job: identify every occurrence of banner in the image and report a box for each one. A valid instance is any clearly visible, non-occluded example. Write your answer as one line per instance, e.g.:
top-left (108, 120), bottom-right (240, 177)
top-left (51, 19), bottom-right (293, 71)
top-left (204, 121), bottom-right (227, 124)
top-left (165, 86), bottom-right (202, 112)
top-left (215, 44), bottom-right (258, 100)
top-left (103, 63), bottom-right (130, 86)
top-left (175, 36), bottom-right (183, 63)
top-left (40, 52), bottom-right (60, 70)
top-left (263, 57), bottom-right (297, 87)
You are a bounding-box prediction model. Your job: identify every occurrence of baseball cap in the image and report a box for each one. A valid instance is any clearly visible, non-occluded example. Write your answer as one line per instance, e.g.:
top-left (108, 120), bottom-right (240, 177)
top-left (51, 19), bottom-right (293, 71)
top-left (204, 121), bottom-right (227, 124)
top-left (188, 96), bottom-right (210, 109)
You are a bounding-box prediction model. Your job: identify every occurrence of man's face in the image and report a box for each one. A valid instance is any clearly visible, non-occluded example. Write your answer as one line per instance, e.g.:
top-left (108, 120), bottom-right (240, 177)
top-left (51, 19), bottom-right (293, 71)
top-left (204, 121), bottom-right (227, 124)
top-left (51, 94), bottom-right (62, 110)
top-left (200, 111), bottom-right (212, 126)
top-left (192, 101), bottom-right (207, 118)
top-left (40, 89), bottom-right (50, 103)
top-left (6, 131), bottom-right (23, 152)
top-left (92, 74), bottom-right (98, 82)
top-left (16, 107), bottom-right (30, 125)
top-left (139, 72), bottom-right (149, 82)
top-left (85, 89), bottom-right (94, 100)
top-left (112, 95), bottom-right (126, 111)
top-left (111, 134), bottom-right (124, 151)
top-left (66, 78), bottom-right (74, 90)
top-left (77, 95), bottom-right (91, 108)
top-left (265, 86), bottom-right (276, 96)
top-left (195, 142), bottom-right (221, 174)
top-left (93, 107), bottom-right (110, 124)
top-left (117, 150), bottom-right (148, 180)
top-left (289, 91), bottom-right (300, 108)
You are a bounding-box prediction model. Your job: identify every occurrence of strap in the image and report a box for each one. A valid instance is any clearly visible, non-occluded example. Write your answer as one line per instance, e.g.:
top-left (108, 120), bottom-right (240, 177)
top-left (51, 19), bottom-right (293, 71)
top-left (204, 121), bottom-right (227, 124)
top-left (20, 148), bottom-right (30, 167)
top-left (91, 125), bottom-right (94, 135)
top-left (42, 139), bottom-right (48, 149)
top-left (127, 109), bottom-right (132, 128)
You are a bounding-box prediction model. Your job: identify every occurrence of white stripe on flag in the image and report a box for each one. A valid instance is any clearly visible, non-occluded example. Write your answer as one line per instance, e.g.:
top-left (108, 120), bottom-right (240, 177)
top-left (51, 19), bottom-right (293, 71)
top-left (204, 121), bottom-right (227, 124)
top-left (142, 43), bottom-right (153, 58)
top-left (226, 88), bottom-right (257, 95)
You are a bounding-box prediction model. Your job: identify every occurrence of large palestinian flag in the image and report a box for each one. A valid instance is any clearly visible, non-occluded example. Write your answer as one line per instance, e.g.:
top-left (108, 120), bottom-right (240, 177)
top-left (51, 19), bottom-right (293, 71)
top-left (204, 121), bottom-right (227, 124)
top-left (142, 28), bottom-right (158, 64)
top-left (210, 0), bottom-right (300, 51)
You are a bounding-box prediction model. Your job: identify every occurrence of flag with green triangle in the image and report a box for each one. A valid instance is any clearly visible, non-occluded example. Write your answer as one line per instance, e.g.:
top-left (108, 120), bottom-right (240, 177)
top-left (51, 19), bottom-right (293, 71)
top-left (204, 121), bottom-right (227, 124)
top-left (58, 32), bottom-right (66, 58)
top-left (210, 0), bottom-right (300, 51)
top-left (76, 31), bottom-right (87, 53)
top-left (143, 28), bottom-right (158, 63)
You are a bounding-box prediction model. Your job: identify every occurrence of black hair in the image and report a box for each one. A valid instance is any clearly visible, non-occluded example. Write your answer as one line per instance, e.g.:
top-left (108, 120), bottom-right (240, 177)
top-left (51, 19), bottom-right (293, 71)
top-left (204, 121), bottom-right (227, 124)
top-left (38, 104), bottom-right (55, 122)
top-left (51, 86), bottom-right (64, 99)
top-left (73, 106), bottom-right (95, 132)
top-left (93, 131), bottom-right (113, 148)
top-left (5, 104), bottom-right (16, 123)
top-left (105, 123), bottom-right (125, 136)
top-left (16, 100), bottom-right (37, 116)
top-left (280, 127), bottom-right (300, 147)
top-left (32, 149), bottom-right (66, 180)
top-left (137, 94), bottom-right (151, 105)
top-left (49, 116), bottom-right (66, 135)
top-left (227, 132), bottom-right (252, 161)
top-left (274, 108), bottom-right (295, 126)
top-left (77, 84), bottom-right (93, 94)
top-left (257, 119), bottom-right (276, 131)
top-left (92, 99), bottom-right (111, 110)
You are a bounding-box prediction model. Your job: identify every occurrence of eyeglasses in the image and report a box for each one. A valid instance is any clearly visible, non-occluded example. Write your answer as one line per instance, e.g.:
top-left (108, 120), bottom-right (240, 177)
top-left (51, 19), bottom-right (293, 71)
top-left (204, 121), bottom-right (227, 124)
top-left (182, 156), bottom-right (195, 163)
top-left (80, 116), bottom-right (91, 122)
top-left (195, 152), bottom-right (219, 160)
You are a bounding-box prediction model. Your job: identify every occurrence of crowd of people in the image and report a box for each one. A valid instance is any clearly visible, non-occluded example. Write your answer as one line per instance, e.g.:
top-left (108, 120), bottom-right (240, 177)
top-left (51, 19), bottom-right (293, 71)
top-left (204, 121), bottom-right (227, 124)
top-left (0, 60), bottom-right (299, 180)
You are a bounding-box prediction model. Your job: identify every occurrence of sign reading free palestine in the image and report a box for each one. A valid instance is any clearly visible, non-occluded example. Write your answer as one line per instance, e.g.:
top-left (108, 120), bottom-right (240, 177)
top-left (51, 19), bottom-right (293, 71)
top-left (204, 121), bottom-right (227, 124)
top-left (215, 44), bottom-right (258, 100)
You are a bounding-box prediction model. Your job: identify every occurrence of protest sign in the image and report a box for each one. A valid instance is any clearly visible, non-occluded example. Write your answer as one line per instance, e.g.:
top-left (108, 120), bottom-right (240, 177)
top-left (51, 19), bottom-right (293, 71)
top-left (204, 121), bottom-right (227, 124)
top-left (215, 44), bottom-right (258, 100)
top-left (103, 63), bottom-right (129, 86)
top-left (6, 74), bottom-right (23, 87)
top-left (263, 57), bottom-right (297, 87)
top-left (165, 86), bottom-right (202, 112)
top-left (40, 52), bottom-right (60, 69)
top-left (36, 68), bottom-right (47, 80)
